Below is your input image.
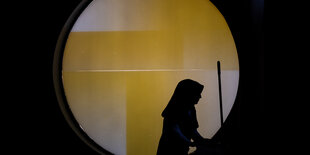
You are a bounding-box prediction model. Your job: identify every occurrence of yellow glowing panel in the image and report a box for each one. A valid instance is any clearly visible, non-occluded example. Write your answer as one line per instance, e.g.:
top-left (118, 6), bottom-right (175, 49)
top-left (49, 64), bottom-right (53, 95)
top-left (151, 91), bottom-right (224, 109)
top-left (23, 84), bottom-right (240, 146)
top-left (61, 0), bottom-right (239, 154)
top-left (63, 31), bottom-right (183, 71)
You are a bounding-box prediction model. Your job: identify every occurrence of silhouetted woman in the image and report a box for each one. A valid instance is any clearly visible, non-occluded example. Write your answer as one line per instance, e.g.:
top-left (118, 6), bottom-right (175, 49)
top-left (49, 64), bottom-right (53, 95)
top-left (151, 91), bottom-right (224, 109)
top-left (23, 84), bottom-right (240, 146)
top-left (157, 79), bottom-right (210, 155)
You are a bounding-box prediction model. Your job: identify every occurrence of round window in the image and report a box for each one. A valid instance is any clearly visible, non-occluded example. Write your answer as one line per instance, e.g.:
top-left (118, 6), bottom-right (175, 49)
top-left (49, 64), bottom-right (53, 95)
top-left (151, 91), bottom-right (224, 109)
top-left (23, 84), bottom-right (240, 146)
top-left (54, 0), bottom-right (239, 154)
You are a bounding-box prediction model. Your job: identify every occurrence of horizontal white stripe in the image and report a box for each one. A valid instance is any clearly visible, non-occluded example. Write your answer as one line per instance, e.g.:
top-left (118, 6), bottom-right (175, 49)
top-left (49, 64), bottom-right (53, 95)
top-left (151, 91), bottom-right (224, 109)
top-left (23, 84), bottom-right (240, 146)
top-left (64, 69), bottom-right (212, 72)
top-left (63, 69), bottom-right (239, 72)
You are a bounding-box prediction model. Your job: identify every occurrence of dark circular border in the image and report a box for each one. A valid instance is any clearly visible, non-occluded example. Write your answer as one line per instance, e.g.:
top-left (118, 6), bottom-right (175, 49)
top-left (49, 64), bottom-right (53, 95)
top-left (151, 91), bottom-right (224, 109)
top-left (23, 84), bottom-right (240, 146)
top-left (51, 0), bottom-right (263, 154)
top-left (53, 0), bottom-right (113, 154)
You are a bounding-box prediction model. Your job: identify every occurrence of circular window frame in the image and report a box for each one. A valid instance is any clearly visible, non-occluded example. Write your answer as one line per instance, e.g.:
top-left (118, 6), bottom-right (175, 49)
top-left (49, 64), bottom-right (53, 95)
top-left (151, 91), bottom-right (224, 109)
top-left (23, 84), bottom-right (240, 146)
top-left (53, 0), bottom-right (112, 154)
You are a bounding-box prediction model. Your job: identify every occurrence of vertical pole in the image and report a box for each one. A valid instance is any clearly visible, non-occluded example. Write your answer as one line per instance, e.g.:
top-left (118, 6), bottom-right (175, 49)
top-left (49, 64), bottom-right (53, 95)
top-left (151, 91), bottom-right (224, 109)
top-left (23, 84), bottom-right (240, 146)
top-left (217, 61), bottom-right (224, 127)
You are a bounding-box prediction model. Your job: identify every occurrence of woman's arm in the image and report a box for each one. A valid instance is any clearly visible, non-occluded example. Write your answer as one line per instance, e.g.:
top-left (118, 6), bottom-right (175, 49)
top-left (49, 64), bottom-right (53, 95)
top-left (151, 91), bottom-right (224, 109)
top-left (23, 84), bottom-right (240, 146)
top-left (171, 123), bottom-right (195, 146)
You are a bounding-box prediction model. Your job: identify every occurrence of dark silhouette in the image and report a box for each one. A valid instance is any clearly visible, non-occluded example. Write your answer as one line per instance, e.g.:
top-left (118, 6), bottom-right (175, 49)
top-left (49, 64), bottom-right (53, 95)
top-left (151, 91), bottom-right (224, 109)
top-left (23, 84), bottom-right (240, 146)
top-left (157, 79), bottom-right (212, 155)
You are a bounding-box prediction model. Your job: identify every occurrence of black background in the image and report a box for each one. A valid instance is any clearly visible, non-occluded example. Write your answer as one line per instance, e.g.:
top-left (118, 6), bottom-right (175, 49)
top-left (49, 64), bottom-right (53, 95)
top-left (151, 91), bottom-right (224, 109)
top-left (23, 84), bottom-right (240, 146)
top-left (6, 0), bottom-right (264, 154)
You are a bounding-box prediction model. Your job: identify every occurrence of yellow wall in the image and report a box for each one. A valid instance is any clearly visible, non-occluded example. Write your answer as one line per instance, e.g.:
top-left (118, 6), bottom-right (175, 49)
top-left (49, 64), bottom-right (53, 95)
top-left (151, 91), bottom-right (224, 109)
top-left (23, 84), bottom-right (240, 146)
top-left (63, 31), bottom-right (183, 71)
top-left (62, 0), bottom-right (239, 154)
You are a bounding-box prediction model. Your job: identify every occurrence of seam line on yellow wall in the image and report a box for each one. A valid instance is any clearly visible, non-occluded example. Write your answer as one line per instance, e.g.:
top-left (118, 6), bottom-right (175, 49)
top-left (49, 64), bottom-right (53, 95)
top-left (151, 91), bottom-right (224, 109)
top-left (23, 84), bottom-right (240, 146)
top-left (64, 69), bottom-right (212, 72)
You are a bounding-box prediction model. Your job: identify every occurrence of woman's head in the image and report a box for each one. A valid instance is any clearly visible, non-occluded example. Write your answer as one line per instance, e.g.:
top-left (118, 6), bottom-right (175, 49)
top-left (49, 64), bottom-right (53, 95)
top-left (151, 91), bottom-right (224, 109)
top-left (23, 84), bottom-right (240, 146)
top-left (162, 79), bottom-right (204, 117)
top-left (173, 79), bottom-right (204, 106)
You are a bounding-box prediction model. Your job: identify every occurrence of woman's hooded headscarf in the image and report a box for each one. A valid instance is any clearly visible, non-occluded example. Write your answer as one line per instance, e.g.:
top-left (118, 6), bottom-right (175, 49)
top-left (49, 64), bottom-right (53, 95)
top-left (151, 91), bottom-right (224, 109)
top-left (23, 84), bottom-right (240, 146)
top-left (161, 79), bottom-right (204, 118)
